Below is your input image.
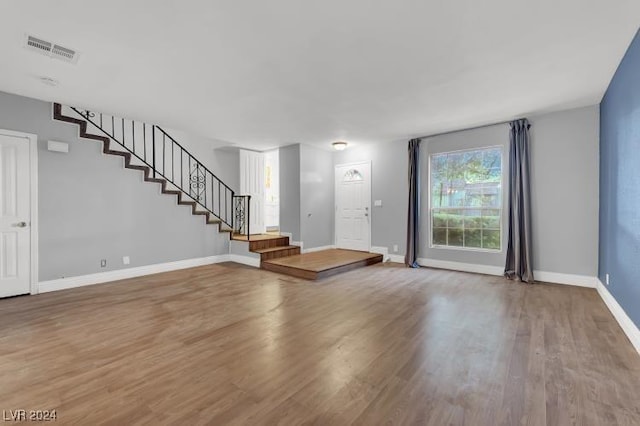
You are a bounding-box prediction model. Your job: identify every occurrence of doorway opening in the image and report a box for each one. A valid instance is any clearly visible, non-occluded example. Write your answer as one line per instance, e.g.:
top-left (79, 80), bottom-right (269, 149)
top-left (239, 148), bottom-right (279, 236)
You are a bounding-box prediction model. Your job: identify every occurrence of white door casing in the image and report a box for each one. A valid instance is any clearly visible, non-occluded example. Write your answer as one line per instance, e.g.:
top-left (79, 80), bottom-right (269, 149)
top-left (0, 131), bottom-right (37, 297)
top-left (335, 162), bottom-right (371, 252)
top-left (239, 149), bottom-right (265, 235)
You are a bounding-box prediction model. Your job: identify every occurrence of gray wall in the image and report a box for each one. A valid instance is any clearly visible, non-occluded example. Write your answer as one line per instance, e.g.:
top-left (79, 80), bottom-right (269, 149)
top-left (279, 144), bottom-right (301, 240)
top-left (0, 91), bottom-right (229, 281)
top-left (211, 148), bottom-right (240, 192)
top-left (300, 145), bottom-right (334, 248)
top-left (333, 140), bottom-right (408, 255)
top-left (529, 105), bottom-right (599, 276)
top-left (333, 105), bottom-right (599, 277)
top-left (421, 105), bottom-right (599, 275)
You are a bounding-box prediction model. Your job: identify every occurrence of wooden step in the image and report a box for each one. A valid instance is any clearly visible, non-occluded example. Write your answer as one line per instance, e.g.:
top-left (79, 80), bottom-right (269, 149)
top-left (232, 234), bottom-right (291, 251)
top-left (252, 245), bottom-right (301, 261)
top-left (261, 249), bottom-right (383, 280)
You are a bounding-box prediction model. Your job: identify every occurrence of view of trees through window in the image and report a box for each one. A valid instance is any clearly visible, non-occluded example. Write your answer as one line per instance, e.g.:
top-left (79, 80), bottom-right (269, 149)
top-left (430, 146), bottom-right (502, 250)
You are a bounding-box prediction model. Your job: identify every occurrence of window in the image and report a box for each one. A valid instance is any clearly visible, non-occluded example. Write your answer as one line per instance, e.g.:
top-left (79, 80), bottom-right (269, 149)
top-left (343, 169), bottom-right (363, 182)
top-left (430, 146), bottom-right (502, 251)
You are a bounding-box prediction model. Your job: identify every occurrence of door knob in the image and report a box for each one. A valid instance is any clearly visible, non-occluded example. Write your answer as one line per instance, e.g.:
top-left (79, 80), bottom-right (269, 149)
top-left (364, 213), bottom-right (369, 217)
top-left (13, 222), bottom-right (27, 228)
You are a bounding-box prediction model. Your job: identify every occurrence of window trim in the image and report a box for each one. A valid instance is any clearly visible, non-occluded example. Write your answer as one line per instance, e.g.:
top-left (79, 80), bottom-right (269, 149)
top-left (428, 145), bottom-right (505, 253)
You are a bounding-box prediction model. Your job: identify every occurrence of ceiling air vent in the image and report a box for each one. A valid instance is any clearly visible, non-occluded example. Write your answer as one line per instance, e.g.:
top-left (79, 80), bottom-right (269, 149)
top-left (24, 35), bottom-right (79, 64)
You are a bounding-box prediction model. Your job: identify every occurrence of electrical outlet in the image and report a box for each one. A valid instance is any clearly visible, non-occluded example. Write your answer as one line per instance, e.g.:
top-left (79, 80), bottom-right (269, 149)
top-left (100, 259), bottom-right (107, 268)
top-left (393, 244), bottom-right (398, 253)
top-left (374, 200), bottom-right (383, 207)
top-left (606, 273), bottom-right (610, 285)
top-left (123, 256), bottom-right (130, 265)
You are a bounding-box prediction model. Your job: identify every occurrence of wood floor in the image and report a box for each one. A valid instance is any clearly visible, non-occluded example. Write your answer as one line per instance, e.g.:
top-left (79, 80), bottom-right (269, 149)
top-left (261, 249), bottom-right (384, 279)
top-left (1, 263), bottom-right (639, 425)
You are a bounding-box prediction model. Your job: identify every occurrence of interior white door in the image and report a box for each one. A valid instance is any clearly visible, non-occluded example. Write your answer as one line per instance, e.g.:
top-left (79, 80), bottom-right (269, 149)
top-left (0, 134), bottom-right (31, 298)
top-left (335, 162), bottom-right (371, 251)
top-left (239, 149), bottom-right (265, 235)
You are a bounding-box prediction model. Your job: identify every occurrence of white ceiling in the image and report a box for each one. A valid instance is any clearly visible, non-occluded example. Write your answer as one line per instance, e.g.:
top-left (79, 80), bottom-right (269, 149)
top-left (0, 1), bottom-right (638, 151)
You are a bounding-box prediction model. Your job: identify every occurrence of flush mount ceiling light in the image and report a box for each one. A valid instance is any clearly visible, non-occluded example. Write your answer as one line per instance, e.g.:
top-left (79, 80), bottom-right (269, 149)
top-left (332, 141), bottom-right (348, 151)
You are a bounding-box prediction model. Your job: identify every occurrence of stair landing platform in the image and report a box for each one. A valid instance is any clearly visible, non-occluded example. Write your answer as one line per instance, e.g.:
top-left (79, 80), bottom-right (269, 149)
top-left (261, 249), bottom-right (383, 280)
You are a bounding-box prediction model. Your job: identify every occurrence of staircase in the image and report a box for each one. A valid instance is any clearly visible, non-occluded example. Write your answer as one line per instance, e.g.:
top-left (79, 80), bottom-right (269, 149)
top-left (233, 234), bottom-right (301, 261)
top-left (53, 103), bottom-right (382, 280)
top-left (53, 103), bottom-right (251, 237)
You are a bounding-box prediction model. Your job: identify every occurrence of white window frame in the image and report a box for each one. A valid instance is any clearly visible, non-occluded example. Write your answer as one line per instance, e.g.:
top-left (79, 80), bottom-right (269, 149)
top-left (428, 145), bottom-right (504, 253)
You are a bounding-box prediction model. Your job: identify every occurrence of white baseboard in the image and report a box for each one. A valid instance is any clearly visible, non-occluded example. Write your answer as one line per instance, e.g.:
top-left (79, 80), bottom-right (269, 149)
top-left (303, 245), bottom-right (336, 254)
top-left (596, 279), bottom-right (640, 355)
top-left (370, 246), bottom-right (389, 262)
top-left (417, 258), bottom-right (504, 276)
top-left (416, 258), bottom-right (599, 288)
top-left (370, 248), bottom-right (404, 264)
top-left (227, 254), bottom-right (261, 268)
top-left (533, 270), bottom-right (597, 288)
top-left (39, 255), bottom-right (228, 293)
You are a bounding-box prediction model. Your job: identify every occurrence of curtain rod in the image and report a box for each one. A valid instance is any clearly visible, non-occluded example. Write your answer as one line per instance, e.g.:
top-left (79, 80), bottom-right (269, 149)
top-left (415, 117), bottom-right (525, 140)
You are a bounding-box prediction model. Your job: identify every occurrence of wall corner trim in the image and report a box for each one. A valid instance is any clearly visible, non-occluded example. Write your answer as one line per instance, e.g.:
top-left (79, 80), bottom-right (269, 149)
top-left (38, 254), bottom-right (259, 293)
top-left (596, 279), bottom-right (640, 355)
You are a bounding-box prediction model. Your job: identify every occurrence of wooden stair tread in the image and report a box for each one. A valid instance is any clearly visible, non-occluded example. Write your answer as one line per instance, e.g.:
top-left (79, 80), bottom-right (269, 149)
top-left (261, 249), bottom-right (383, 280)
top-left (252, 245), bottom-right (300, 254)
top-left (232, 234), bottom-right (289, 242)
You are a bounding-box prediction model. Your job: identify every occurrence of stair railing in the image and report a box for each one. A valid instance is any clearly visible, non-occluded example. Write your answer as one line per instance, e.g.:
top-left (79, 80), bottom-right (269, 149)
top-left (233, 195), bottom-right (251, 238)
top-left (64, 106), bottom-right (251, 237)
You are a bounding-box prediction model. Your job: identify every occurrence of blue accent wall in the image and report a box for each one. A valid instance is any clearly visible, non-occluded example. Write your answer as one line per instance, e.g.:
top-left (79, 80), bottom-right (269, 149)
top-left (599, 29), bottom-right (640, 328)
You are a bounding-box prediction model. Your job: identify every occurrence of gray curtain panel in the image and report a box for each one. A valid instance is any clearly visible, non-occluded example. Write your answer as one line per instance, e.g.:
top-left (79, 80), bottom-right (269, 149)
top-left (405, 138), bottom-right (421, 268)
top-left (504, 119), bottom-right (534, 282)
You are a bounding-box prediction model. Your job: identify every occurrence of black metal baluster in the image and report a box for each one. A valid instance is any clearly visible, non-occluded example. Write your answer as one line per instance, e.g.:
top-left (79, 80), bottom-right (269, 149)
top-left (132, 120), bottom-right (136, 155)
top-left (247, 196), bottom-right (251, 239)
top-left (171, 143), bottom-right (175, 182)
top-left (218, 181), bottom-right (221, 219)
top-left (152, 126), bottom-right (156, 178)
top-left (143, 123), bottom-right (146, 161)
top-left (111, 116), bottom-right (115, 138)
top-left (180, 148), bottom-right (183, 190)
top-left (122, 118), bottom-right (126, 148)
top-left (163, 133), bottom-right (166, 176)
top-left (100, 113), bottom-right (103, 128)
top-left (204, 172), bottom-right (208, 211)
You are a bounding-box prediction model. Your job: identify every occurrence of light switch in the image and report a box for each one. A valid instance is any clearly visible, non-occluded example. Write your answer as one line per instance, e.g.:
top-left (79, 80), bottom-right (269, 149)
top-left (374, 200), bottom-right (383, 207)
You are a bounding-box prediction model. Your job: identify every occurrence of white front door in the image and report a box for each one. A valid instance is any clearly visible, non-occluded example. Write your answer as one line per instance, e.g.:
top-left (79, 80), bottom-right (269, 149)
top-left (240, 149), bottom-right (265, 235)
top-left (335, 162), bottom-right (371, 251)
top-left (0, 134), bottom-right (31, 298)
